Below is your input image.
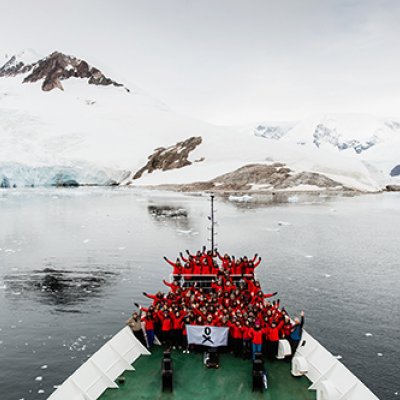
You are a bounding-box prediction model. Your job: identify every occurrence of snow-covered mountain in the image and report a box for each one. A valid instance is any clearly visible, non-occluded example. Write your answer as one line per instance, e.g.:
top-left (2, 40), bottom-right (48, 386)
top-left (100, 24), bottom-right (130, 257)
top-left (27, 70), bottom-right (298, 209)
top-left (0, 50), bottom-right (399, 191)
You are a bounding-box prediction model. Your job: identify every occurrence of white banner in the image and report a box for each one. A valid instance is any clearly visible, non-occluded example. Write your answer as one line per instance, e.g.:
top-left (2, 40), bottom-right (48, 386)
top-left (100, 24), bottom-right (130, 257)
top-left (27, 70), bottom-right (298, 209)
top-left (186, 325), bottom-right (229, 347)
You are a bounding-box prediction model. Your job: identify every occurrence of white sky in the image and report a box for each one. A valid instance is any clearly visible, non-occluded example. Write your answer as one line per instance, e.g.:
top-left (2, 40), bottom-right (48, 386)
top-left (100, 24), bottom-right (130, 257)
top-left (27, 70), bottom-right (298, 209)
top-left (1, 0), bottom-right (400, 124)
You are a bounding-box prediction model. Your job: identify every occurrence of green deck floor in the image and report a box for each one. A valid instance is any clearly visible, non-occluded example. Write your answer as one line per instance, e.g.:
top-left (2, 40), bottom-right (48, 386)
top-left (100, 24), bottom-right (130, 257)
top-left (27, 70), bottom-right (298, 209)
top-left (99, 347), bottom-right (316, 400)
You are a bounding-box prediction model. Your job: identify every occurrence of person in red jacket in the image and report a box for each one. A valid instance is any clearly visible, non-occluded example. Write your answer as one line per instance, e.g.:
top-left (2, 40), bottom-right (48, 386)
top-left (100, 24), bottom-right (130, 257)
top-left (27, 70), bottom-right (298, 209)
top-left (228, 320), bottom-right (243, 357)
top-left (242, 320), bottom-right (252, 359)
top-left (246, 258), bottom-right (261, 275)
top-left (171, 310), bottom-right (185, 349)
top-left (163, 279), bottom-right (180, 293)
top-left (141, 312), bottom-right (155, 348)
top-left (158, 310), bottom-right (173, 347)
top-left (164, 256), bottom-right (183, 275)
top-left (266, 320), bottom-right (284, 361)
top-left (249, 322), bottom-right (264, 360)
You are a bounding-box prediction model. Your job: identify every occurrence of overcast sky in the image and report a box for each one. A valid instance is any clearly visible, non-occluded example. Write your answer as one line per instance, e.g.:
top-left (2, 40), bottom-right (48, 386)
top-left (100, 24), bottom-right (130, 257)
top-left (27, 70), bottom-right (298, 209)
top-left (1, 0), bottom-right (399, 124)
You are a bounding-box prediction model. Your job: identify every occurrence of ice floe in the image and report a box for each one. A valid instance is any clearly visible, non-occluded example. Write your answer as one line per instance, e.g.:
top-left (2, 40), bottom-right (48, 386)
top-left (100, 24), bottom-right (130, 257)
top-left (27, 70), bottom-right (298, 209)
top-left (277, 221), bottom-right (291, 226)
top-left (228, 194), bottom-right (253, 203)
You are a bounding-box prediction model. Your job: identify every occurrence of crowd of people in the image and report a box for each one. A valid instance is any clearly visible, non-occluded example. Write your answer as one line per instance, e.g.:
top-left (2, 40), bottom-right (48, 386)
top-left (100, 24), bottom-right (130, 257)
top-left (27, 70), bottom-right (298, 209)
top-left (127, 247), bottom-right (304, 361)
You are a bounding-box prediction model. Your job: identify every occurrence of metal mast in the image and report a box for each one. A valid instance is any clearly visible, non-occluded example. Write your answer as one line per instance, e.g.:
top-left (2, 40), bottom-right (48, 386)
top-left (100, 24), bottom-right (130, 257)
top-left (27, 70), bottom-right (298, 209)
top-left (209, 193), bottom-right (216, 251)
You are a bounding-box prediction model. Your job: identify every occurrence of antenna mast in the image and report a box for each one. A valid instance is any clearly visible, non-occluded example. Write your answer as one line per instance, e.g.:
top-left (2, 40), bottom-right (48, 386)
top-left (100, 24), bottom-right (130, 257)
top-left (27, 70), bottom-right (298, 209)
top-left (210, 193), bottom-right (216, 251)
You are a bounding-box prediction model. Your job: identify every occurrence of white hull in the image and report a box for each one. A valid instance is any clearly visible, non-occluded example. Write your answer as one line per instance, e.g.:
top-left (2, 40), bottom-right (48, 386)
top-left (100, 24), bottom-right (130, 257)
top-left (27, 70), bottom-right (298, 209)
top-left (47, 327), bottom-right (379, 400)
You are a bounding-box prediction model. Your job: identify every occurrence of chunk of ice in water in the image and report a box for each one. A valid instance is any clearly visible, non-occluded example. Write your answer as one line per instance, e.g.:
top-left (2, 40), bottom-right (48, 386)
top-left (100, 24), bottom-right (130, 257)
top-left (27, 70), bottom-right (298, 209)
top-left (365, 333), bottom-right (373, 337)
top-left (35, 376), bottom-right (43, 381)
top-left (41, 365), bottom-right (48, 369)
top-left (334, 355), bottom-right (342, 360)
top-left (277, 221), bottom-right (291, 226)
top-left (83, 239), bottom-right (90, 244)
top-left (38, 389), bottom-right (45, 394)
top-left (377, 353), bottom-right (383, 357)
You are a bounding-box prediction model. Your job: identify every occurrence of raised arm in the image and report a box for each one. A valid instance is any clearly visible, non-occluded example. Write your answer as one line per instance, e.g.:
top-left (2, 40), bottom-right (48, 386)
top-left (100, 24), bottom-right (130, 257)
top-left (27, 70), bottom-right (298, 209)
top-left (163, 279), bottom-right (175, 290)
top-left (254, 257), bottom-right (262, 268)
top-left (180, 252), bottom-right (189, 262)
top-left (142, 291), bottom-right (159, 301)
top-left (263, 291), bottom-right (278, 298)
top-left (163, 256), bottom-right (176, 268)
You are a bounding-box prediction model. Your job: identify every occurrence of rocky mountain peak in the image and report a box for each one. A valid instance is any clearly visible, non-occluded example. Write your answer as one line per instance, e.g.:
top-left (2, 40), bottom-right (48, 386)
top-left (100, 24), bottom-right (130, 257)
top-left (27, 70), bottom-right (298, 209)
top-left (0, 50), bottom-right (129, 92)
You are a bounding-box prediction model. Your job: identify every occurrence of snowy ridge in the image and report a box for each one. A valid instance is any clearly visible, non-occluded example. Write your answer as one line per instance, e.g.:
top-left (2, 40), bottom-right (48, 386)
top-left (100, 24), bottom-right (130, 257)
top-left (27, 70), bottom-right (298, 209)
top-left (0, 50), bottom-right (399, 191)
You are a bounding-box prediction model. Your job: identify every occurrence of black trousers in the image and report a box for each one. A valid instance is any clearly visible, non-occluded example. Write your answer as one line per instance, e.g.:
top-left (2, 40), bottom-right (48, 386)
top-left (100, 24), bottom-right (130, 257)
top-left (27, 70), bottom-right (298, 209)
top-left (266, 340), bottom-right (279, 361)
top-left (133, 329), bottom-right (147, 347)
top-left (233, 338), bottom-right (243, 357)
top-left (289, 338), bottom-right (300, 357)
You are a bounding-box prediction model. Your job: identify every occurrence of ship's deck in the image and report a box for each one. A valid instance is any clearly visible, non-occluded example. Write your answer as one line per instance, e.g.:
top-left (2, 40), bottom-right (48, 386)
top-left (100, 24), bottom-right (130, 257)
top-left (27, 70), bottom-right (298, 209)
top-left (99, 346), bottom-right (316, 400)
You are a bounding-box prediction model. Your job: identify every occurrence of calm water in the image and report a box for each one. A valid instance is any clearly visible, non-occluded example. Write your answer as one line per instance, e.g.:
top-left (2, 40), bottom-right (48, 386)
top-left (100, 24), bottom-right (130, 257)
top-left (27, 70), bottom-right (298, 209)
top-left (0, 188), bottom-right (399, 400)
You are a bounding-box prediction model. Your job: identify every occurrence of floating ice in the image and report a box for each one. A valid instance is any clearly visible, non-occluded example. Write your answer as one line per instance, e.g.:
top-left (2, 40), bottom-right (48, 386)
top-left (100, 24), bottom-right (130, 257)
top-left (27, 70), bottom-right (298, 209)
top-left (365, 333), bottom-right (373, 337)
top-left (377, 353), bottom-right (383, 357)
top-left (118, 246), bottom-right (126, 250)
top-left (83, 239), bottom-right (90, 244)
top-left (304, 255), bottom-right (314, 258)
top-left (228, 194), bottom-right (253, 203)
top-left (334, 355), bottom-right (342, 360)
top-left (177, 229), bottom-right (193, 235)
top-left (277, 221), bottom-right (291, 226)
top-left (41, 365), bottom-right (48, 369)
top-left (35, 376), bottom-right (43, 381)
top-left (324, 274), bottom-right (331, 278)
top-left (38, 389), bottom-right (45, 394)
top-left (288, 195), bottom-right (299, 203)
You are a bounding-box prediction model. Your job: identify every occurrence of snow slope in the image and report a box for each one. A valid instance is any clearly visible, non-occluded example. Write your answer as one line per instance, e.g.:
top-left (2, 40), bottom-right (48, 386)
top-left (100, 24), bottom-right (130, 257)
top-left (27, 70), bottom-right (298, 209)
top-left (0, 51), bottom-right (398, 191)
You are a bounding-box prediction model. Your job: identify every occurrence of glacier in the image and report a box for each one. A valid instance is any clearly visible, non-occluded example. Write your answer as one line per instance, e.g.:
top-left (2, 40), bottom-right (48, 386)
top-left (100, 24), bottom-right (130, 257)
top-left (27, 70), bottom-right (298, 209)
top-left (0, 162), bottom-right (130, 187)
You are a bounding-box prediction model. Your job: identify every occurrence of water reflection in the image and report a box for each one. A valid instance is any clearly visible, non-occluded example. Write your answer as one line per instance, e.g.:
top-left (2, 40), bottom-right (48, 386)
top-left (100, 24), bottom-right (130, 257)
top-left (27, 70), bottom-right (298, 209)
top-left (3, 267), bottom-right (117, 307)
top-left (224, 192), bottom-right (339, 209)
top-left (147, 203), bottom-right (192, 231)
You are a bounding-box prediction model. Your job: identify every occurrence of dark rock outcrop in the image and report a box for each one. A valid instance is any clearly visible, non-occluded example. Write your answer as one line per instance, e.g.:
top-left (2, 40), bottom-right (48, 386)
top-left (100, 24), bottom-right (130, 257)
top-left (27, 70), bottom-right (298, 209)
top-left (171, 164), bottom-right (350, 192)
top-left (59, 179), bottom-right (80, 187)
top-left (133, 136), bottom-right (203, 179)
top-left (385, 184), bottom-right (400, 192)
top-left (0, 177), bottom-right (10, 188)
top-left (0, 51), bottom-right (128, 92)
top-left (390, 165), bottom-right (400, 177)
top-left (0, 55), bottom-right (34, 77)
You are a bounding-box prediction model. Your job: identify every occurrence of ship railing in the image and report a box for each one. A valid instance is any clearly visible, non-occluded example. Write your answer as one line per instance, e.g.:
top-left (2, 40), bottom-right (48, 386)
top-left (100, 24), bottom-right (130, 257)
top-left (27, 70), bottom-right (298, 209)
top-left (48, 326), bottom-right (150, 400)
top-left (169, 274), bottom-right (254, 289)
